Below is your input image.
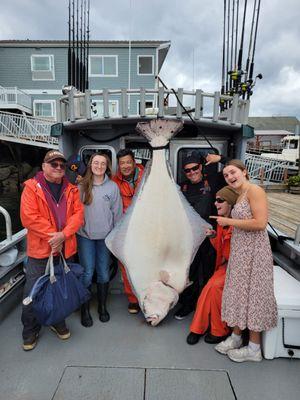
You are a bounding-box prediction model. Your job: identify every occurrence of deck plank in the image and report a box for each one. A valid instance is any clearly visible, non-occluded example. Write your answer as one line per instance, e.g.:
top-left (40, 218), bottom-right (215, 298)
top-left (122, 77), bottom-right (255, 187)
top-left (267, 192), bottom-right (300, 238)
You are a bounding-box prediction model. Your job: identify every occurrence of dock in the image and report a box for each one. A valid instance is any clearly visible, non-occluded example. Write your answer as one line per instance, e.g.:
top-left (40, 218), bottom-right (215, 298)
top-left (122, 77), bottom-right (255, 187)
top-left (267, 192), bottom-right (300, 238)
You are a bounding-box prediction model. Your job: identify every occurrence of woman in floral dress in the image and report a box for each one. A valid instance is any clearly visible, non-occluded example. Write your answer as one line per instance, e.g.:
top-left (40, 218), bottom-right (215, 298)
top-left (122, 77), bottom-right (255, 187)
top-left (211, 159), bottom-right (277, 363)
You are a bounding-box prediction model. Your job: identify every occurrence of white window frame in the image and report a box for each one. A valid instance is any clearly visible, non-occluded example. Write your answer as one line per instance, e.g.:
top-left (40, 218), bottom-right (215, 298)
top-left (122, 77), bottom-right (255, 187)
top-left (33, 100), bottom-right (56, 119)
top-left (31, 54), bottom-right (55, 81)
top-left (137, 55), bottom-right (154, 76)
top-left (89, 55), bottom-right (118, 77)
top-left (92, 100), bottom-right (119, 118)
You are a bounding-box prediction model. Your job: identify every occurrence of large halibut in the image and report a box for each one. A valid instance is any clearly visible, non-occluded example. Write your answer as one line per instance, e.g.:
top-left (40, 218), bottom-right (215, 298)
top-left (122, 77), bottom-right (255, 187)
top-left (105, 120), bottom-right (210, 325)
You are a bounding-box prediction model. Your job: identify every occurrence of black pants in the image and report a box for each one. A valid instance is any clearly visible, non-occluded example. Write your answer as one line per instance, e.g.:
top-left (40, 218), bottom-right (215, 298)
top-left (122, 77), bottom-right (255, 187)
top-left (179, 237), bottom-right (216, 310)
top-left (21, 256), bottom-right (67, 340)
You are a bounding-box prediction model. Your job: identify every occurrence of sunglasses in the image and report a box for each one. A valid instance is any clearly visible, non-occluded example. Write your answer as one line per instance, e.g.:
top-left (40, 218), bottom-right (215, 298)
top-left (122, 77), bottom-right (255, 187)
top-left (48, 161), bottom-right (66, 170)
top-left (184, 164), bottom-right (200, 174)
top-left (215, 198), bottom-right (226, 204)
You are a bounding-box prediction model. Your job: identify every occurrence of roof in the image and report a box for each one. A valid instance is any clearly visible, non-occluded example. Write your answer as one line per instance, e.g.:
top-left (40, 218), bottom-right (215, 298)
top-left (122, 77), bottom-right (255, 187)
top-left (0, 40), bottom-right (171, 48)
top-left (248, 116), bottom-right (300, 132)
top-left (254, 130), bottom-right (294, 136)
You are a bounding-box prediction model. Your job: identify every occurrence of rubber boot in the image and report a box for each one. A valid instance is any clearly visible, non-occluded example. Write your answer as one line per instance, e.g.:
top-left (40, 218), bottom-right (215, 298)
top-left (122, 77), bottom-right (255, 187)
top-left (97, 282), bottom-right (110, 323)
top-left (81, 301), bottom-right (93, 327)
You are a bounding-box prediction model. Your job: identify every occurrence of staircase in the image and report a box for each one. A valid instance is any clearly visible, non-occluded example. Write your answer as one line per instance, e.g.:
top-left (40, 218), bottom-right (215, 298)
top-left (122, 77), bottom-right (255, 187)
top-left (0, 111), bottom-right (58, 148)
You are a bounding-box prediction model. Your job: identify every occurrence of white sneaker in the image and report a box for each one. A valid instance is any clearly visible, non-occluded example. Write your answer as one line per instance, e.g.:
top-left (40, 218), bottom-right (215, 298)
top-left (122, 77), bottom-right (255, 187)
top-left (227, 346), bottom-right (262, 363)
top-left (215, 335), bottom-right (242, 355)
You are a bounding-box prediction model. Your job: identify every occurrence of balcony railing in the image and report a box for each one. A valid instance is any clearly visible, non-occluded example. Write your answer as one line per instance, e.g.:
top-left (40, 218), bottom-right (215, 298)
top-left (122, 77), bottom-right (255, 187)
top-left (0, 86), bottom-right (32, 112)
top-left (57, 87), bottom-right (250, 126)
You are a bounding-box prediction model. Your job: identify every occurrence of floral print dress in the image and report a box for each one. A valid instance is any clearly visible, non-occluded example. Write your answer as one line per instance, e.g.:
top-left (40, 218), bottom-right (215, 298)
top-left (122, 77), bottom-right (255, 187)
top-left (221, 196), bottom-right (277, 331)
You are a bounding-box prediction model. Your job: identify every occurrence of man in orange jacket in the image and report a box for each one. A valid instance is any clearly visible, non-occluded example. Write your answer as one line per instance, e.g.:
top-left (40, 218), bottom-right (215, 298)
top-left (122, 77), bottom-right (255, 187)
top-left (112, 149), bottom-right (144, 314)
top-left (20, 149), bottom-right (84, 351)
top-left (186, 186), bottom-right (238, 345)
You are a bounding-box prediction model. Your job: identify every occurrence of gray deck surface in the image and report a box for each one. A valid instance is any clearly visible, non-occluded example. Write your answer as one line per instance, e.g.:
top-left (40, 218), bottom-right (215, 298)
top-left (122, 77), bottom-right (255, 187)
top-left (1, 294), bottom-right (299, 400)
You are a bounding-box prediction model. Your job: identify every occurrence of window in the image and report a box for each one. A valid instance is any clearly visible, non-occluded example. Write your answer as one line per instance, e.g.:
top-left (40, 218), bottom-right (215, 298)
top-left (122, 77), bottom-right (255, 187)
top-left (137, 55), bottom-right (154, 75)
top-left (137, 100), bottom-right (154, 114)
top-left (31, 55), bottom-right (55, 80)
top-left (176, 147), bottom-right (219, 184)
top-left (89, 55), bottom-right (118, 77)
top-left (33, 100), bottom-right (56, 119)
top-left (91, 100), bottom-right (119, 118)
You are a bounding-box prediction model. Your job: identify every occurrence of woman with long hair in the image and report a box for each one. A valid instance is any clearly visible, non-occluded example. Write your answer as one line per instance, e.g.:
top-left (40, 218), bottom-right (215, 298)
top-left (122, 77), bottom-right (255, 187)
top-left (77, 152), bottom-right (122, 327)
top-left (211, 159), bottom-right (277, 362)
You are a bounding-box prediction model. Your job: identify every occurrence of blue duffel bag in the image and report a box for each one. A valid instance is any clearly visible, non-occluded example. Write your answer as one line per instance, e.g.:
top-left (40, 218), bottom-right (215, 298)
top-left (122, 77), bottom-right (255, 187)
top-left (23, 254), bottom-right (90, 326)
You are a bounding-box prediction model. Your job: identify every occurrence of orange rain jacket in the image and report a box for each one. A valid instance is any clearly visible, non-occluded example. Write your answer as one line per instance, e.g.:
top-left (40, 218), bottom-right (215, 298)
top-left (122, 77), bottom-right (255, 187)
top-left (112, 164), bottom-right (144, 212)
top-left (20, 177), bottom-right (84, 259)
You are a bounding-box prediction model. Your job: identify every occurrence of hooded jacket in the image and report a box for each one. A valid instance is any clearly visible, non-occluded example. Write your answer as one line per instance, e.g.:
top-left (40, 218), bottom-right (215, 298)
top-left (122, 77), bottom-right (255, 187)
top-left (20, 173), bottom-right (84, 259)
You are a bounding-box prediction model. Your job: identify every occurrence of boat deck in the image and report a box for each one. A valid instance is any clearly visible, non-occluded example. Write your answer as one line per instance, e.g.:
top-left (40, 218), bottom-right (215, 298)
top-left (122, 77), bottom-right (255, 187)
top-left (1, 293), bottom-right (299, 400)
top-left (267, 192), bottom-right (300, 238)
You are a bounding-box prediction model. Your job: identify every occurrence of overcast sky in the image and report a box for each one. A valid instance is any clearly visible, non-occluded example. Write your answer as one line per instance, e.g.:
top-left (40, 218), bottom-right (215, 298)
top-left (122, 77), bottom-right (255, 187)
top-left (1, 0), bottom-right (299, 119)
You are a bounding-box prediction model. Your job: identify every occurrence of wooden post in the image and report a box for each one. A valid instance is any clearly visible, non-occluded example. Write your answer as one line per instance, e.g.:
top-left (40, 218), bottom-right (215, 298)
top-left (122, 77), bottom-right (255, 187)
top-left (259, 167), bottom-right (264, 185)
top-left (283, 168), bottom-right (288, 183)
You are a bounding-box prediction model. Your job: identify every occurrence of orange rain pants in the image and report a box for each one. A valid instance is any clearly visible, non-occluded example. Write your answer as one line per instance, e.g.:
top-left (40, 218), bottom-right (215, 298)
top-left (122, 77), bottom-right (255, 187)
top-left (119, 262), bottom-right (138, 304)
top-left (190, 264), bottom-right (230, 337)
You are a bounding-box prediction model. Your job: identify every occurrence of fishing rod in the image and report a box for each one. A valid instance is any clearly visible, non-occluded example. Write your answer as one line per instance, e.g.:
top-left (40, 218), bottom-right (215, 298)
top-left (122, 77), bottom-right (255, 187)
top-left (230, 0), bottom-right (235, 93)
top-left (247, 0), bottom-right (262, 99)
top-left (76, 0), bottom-right (79, 89)
top-left (220, 0), bottom-right (227, 111)
top-left (83, 0), bottom-right (87, 92)
top-left (68, 0), bottom-right (71, 85)
top-left (86, 0), bottom-right (90, 90)
top-left (241, 0), bottom-right (257, 98)
top-left (72, 0), bottom-right (76, 87)
top-left (226, 0), bottom-right (230, 95)
top-left (80, 0), bottom-right (83, 92)
top-left (234, 0), bottom-right (239, 72)
top-left (232, 0), bottom-right (248, 94)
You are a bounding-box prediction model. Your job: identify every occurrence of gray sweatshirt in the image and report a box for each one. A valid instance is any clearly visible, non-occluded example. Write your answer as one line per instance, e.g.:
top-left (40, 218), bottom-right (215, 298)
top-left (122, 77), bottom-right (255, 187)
top-left (78, 175), bottom-right (123, 240)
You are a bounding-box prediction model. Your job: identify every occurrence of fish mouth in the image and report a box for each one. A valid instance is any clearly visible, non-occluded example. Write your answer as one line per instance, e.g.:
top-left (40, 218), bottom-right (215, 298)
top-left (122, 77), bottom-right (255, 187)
top-left (146, 315), bottom-right (160, 326)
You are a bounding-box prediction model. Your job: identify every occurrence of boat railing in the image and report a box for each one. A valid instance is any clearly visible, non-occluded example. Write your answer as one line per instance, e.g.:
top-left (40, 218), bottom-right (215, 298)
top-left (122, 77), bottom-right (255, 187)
top-left (0, 110), bottom-right (58, 148)
top-left (245, 153), bottom-right (291, 183)
top-left (0, 85), bottom-right (32, 112)
top-left (56, 87), bottom-right (250, 125)
top-left (0, 206), bottom-right (12, 243)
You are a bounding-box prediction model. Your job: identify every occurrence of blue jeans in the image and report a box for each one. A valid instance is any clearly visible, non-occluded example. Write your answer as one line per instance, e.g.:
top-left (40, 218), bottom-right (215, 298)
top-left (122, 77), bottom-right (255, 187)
top-left (77, 235), bottom-right (111, 287)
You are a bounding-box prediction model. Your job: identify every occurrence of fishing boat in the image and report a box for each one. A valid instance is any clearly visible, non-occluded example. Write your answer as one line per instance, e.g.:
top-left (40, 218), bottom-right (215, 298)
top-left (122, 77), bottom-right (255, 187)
top-left (1, 0), bottom-right (300, 399)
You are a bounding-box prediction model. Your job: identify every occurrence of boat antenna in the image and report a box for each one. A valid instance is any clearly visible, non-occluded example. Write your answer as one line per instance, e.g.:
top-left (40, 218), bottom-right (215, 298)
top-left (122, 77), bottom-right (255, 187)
top-left (247, 0), bottom-right (262, 99)
top-left (68, 0), bottom-right (71, 85)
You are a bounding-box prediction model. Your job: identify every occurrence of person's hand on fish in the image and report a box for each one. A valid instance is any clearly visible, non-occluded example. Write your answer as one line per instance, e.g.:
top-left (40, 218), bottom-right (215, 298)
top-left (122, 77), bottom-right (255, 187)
top-left (209, 215), bottom-right (231, 226)
top-left (205, 153), bottom-right (221, 165)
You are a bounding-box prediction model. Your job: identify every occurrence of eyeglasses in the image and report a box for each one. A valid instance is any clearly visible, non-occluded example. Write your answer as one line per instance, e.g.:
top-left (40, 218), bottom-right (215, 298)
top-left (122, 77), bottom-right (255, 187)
top-left (215, 198), bottom-right (226, 204)
top-left (184, 165), bottom-right (200, 174)
top-left (48, 161), bottom-right (66, 170)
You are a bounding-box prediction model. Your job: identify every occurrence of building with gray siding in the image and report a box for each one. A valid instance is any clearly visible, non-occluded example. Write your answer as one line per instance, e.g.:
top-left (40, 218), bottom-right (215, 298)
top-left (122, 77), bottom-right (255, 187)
top-left (0, 40), bottom-right (170, 120)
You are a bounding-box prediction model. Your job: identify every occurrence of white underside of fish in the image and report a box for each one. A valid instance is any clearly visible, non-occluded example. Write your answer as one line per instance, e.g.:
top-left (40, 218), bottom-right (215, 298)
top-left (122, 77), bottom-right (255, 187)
top-left (106, 120), bottom-right (210, 325)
